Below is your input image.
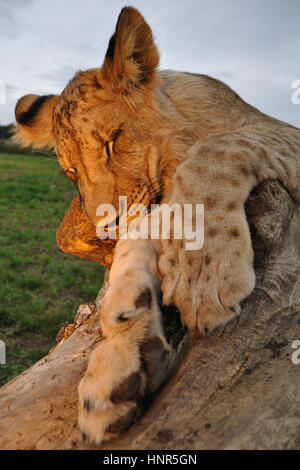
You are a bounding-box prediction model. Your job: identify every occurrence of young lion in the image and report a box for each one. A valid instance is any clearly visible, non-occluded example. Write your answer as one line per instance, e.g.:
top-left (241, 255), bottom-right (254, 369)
top-left (14, 7), bottom-right (300, 445)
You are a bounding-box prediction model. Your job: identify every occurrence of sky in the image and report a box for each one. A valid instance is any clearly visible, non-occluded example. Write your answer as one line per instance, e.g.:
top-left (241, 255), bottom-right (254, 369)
top-left (0, 0), bottom-right (299, 127)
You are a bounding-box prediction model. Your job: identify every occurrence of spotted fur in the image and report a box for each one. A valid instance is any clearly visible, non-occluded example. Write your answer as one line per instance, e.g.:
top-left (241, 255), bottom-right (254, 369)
top-left (13, 7), bottom-right (300, 445)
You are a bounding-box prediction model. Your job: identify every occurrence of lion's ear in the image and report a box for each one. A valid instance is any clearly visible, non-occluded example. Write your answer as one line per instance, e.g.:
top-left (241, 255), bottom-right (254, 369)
top-left (101, 7), bottom-right (159, 93)
top-left (13, 94), bottom-right (58, 149)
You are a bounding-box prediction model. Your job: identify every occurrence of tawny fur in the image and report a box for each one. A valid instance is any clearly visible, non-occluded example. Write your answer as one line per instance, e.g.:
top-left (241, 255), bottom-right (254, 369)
top-left (13, 7), bottom-right (300, 445)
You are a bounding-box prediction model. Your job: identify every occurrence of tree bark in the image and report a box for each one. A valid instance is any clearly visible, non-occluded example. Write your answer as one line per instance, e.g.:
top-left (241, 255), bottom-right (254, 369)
top-left (0, 180), bottom-right (300, 450)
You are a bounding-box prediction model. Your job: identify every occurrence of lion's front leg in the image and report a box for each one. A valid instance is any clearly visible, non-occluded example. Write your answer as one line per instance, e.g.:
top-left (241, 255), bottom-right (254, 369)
top-left (78, 239), bottom-right (170, 445)
top-left (160, 138), bottom-right (258, 334)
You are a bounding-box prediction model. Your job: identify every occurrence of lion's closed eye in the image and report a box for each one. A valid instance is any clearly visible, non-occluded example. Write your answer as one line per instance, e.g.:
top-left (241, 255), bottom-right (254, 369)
top-left (65, 168), bottom-right (77, 182)
top-left (105, 141), bottom-right (113, 159)
top-left (104, 128), bottom-right (123, 160)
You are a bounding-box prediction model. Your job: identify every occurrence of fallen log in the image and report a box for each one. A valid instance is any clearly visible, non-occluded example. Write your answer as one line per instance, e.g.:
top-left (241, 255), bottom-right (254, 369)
top-left (0, 180), bottom-right (299, 450)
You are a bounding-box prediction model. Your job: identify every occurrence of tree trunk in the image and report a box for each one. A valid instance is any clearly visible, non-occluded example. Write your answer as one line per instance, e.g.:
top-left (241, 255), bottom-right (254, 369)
top-left (0, 180), bottom-right (300, 450)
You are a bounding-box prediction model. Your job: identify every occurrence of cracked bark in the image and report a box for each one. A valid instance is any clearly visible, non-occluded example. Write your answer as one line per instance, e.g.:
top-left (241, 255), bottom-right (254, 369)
top-left (0, 180), bottom-right (300, 450)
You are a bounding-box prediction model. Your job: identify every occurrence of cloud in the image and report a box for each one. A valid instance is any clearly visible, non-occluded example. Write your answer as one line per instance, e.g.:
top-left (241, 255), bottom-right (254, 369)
top-left (0, 0), bottom-right (33, 38)
top-left (40, 63), bottom-right (78, 89)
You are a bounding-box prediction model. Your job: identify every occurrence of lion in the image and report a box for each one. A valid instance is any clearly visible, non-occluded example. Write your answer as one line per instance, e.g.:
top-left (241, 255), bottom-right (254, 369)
top-left (13, 7), bottom-right (300, 445)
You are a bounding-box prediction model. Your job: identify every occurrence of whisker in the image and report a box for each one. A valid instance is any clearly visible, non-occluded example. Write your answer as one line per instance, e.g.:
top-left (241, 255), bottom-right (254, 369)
top-left (23, 148), bottom-right (58, 164)
top-left (145, 185), bottom-right (164, 204)
top-left (148, 175), bottom-right (163, 187)
top-left (30, 148), bottom-right (57, 159)
top-left (147, 185), bottom-right (163, 198)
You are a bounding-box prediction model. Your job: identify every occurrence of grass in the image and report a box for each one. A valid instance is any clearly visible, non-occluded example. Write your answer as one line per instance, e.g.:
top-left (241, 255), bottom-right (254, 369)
top-left (0, 152), bottom-right (105, 386)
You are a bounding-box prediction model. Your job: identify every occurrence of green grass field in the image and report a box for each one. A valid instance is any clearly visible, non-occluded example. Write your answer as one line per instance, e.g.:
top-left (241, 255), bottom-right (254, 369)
top-left (0, 152), bottom-right (105, 386)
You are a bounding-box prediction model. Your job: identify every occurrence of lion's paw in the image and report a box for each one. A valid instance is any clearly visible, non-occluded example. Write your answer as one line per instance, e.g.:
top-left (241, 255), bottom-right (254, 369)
top-left (78, 334), bottom-right (170, 446)
top-left (159, 236), bottom-right (255, 334)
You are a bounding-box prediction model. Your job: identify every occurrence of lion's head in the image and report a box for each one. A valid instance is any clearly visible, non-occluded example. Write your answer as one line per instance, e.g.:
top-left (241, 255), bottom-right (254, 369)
top-left (13, 7), bottom-right (171, 227)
